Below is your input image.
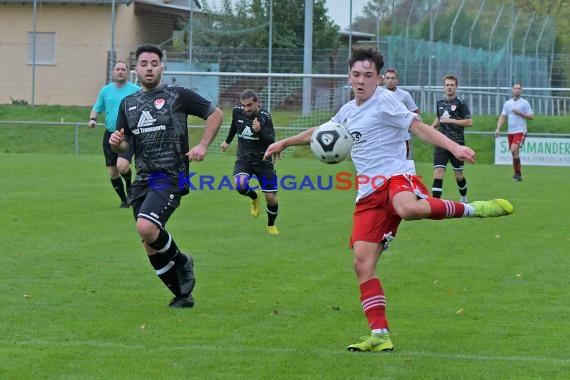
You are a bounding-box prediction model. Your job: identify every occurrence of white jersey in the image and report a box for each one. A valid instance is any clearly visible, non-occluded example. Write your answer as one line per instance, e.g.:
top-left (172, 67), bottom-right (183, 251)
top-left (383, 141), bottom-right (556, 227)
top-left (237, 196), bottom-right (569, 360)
top-left (390, 87), bottom-right (419, 112)
top-left (501, 97), bottom-right (533, 134)
top-left (332, 87), bottom-right (419, 202)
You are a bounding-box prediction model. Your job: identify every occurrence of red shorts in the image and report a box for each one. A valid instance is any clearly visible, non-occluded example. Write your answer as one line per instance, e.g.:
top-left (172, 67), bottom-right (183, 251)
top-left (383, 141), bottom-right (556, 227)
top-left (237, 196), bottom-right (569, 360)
top-left (350, 174), bottom-right (430, 248)
top-left (508, 133), bottom-right (526, 147)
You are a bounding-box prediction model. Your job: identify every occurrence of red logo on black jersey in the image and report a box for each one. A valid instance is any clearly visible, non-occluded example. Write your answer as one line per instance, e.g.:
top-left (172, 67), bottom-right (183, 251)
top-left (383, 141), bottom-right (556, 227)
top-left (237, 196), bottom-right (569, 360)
top-left (154, 99), bottom-right (165, 110)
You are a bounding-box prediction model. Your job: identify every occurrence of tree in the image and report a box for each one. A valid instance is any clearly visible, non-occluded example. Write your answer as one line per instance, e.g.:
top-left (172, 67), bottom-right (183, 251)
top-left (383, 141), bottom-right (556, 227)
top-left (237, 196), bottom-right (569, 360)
top-left (195, 0), bottom-right (340, 50)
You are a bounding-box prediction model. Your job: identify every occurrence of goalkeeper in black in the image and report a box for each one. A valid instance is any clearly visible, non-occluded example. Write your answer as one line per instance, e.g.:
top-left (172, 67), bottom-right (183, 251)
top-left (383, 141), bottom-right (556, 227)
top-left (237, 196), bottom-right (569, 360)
top-left (220, 89), bottom-right (279, 235)
top-left (110, 44), bottom-right (223, 308)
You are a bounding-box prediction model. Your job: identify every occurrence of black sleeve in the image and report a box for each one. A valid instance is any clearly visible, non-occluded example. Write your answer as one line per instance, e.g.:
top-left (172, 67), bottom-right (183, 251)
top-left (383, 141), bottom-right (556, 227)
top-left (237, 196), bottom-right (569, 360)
top-left (116, 98), bottom-right (131, 136)
top-left (178, 87), bottom-right (216, 119)
top-left (225, 108), bottom-right (238, 144)
top-left (259, 112), bottom-right (275, 144)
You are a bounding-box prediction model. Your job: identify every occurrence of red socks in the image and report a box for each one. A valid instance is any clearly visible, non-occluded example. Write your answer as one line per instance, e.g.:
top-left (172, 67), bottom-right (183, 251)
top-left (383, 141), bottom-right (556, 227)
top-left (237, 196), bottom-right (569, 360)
top-left (360, 278), bottom-right (388, 330)
top-left (426, 198), bottom-right (465, 219)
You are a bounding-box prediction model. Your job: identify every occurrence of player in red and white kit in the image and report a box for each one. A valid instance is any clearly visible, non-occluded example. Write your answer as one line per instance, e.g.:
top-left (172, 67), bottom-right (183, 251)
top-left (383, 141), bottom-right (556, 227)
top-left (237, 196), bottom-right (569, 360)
top-left (264, 46), bottom-right (514, 353)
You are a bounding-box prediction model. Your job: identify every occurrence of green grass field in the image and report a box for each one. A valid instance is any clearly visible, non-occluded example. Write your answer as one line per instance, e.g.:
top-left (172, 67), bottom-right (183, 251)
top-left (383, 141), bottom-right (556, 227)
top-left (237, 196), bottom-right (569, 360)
top-left (1, 148), bottom-right (569, 379)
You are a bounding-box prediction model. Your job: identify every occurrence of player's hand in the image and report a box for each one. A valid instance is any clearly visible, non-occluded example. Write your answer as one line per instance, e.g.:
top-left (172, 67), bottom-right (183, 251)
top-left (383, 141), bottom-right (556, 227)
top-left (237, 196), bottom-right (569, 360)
top-left (88, 119), bottom-right (97, 128)
top-left (263, 141), bottom-right (284, 163)
top-left (252, 118), bottom-right (261, 132)
top-left (187, 143), bottom-right (208, 162)
top-left (439, 116), bottom-right (452, 124)
top-left (453, 145), bottom-right (475, 164)
top-left (109, 129), bottom-right (125, 147)
top-left (220, 141), bottom-right (229, 152)
top-left (494, 129), bottom-right (500, 138)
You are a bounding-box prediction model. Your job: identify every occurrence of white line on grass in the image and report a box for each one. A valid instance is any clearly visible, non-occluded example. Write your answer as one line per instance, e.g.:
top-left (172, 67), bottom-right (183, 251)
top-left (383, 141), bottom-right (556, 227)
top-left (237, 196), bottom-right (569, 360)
top-left (14, 339), bottom-right (570, 365)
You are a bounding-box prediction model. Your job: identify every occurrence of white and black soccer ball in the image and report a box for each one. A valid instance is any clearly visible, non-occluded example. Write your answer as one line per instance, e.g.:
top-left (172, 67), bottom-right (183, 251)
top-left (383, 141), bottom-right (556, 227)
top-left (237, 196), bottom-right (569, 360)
top-left (310, 121), bottom-right (353, 164)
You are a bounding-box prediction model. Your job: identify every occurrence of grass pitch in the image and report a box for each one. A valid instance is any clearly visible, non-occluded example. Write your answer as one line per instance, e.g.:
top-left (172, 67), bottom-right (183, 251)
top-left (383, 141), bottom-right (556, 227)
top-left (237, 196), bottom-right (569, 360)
top-left (1, 152), bottom-right (569, 379)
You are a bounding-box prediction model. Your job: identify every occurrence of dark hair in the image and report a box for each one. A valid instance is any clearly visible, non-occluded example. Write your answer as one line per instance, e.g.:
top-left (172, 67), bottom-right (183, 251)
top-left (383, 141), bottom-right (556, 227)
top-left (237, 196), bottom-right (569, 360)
top-left (348, 46), bottom-right (384, 74)
top-left (512, 81), bottom-right (523, 87)
top-left (443, 74), bottom-right (458, 85)
top-left (135, 44), bottom-right (163, 60)
top-left (384, 68), bottom-right (399, 77)
top-left (240, 89), bottom-right (259, 101)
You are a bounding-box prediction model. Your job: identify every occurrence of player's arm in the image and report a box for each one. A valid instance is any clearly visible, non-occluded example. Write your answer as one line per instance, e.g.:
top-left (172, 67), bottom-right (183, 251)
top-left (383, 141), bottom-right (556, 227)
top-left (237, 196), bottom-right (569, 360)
top-left (259, 115), bottom-right (276, 144)
top-left (188, 106), bottom-right (224, 161)
top-left (220, 114), bottom-right (237, 151)
top-left (441, 117), bottom-right (472, 128)
top-left (495, 114), bottom-right (507, 137)
top-left (410, 120), bottom-right (475, 164)
top-left (263, 127), bottom-right (315, 161)
top-left (430, 115), bottom-right (440, 129)
top-left (88, 89), bottom-right (105, 128)
top-left (110, 100), bottom-right (130, 152)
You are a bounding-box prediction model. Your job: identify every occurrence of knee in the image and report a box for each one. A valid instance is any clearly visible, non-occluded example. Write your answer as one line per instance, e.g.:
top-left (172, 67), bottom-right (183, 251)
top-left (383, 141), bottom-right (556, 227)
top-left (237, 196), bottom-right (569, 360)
top-left (136, 218), bottom-right (159, 243)
top-left (394, 201), bottom-right (423, 220)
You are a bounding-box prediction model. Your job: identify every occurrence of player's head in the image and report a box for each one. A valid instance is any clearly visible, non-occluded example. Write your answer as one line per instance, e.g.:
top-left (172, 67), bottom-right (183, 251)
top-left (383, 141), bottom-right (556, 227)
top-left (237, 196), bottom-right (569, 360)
top-left (112, 60), bottom-right (129, 84)
top-left (135, 44), bottom-right (164, 90)
top-left (443, 74), bottom-right (458, 98)
top-left (512, 81), bottom-right (523, 99)
top-left (239, 89), bottom-right (261, 117)
top-left (383, 68), bottom-right (399, 91)
top-left (348, 46), bottom-right (384, 105)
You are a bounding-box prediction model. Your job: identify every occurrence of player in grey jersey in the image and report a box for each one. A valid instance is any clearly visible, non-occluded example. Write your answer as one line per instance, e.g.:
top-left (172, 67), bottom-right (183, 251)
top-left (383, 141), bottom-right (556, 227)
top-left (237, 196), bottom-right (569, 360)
top-left (110, 44), bottom-right (223, 308)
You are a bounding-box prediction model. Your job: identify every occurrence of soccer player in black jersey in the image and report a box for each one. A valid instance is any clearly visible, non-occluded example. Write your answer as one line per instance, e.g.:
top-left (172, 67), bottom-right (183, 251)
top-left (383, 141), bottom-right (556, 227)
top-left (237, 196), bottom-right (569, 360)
top-left (220, 89), bottom-right (279, 235)
top-left (430, 74), bottom-right (472, 203)
top-left (109, 44), bottom-right (224, 308)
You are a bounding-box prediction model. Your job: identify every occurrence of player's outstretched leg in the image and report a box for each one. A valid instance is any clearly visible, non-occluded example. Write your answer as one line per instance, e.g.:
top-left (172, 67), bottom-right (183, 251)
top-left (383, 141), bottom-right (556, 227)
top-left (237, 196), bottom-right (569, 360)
top-left (169, 252), bottom-right (195, 308)
top-left (471, 199), bottom-right (514, 218)
top-left (347, 332), bottom-right (394, 353)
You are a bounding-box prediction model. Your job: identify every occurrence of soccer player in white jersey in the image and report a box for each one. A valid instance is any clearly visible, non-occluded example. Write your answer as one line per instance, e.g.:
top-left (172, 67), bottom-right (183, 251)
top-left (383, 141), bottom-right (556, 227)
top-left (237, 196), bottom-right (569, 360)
top-left (384, 68), bottom-right (420, 159)
top-left (495, 82), bottom-right (534, 181)
top-left (264, 46), bottom-right (514, 353)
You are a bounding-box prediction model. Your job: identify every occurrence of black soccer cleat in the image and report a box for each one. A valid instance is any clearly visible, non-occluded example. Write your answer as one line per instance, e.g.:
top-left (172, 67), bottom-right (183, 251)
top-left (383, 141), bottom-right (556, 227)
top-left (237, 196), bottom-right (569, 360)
top-left (168, 296), bottom-right (194, 308)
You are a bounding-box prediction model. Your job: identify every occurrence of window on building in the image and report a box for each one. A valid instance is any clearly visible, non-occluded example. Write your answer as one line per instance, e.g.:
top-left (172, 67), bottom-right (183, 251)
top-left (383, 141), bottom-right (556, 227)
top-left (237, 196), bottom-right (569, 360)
top-left (27, 32), bottom-right (56, 65)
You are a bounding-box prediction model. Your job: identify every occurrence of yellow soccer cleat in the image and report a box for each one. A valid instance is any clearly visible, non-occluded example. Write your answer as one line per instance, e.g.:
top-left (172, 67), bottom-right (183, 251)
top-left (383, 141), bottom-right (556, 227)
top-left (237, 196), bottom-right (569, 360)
top-left (266, 225), bottom-right (279, 235)
top-left (471, 199), bottom-right (514, 218)
top-left (250, 195), bottom-right (260, 218)
top-left (347, 332), bottom-right (394, 353)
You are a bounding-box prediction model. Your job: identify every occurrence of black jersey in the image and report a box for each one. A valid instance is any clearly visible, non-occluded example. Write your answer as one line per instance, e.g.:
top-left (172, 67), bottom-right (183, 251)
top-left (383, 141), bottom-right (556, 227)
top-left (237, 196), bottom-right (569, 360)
top-left (435, 97), bottom-right (471, 144)
top-left (117, 84), bottom-right (216, 187)
top-left (225, 106), bottom-right (275, 162)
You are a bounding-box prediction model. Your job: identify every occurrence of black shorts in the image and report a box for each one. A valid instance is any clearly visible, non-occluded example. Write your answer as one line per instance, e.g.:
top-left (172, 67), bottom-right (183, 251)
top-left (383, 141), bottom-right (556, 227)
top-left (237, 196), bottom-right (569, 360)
top-left (130, 184), bottom-right (181, 228)
top-left (433, 146), bottom-right (464, 171)
top-left (233, 158), bottom-right (278, 192)
top-left (103, 130), bottom-right (134, 167)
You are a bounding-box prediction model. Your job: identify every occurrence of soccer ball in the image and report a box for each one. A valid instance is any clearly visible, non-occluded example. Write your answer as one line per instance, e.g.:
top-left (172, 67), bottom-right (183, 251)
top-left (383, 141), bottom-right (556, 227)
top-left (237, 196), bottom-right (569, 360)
top-left (310, 121), bottom-right (353, 164)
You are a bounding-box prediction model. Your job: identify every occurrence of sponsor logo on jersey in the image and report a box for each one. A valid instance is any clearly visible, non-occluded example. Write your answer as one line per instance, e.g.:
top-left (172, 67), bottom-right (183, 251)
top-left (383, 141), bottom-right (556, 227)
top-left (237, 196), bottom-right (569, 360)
top-left (154, 98), bottom-right (165, 110)
top-left (238, 126), bottom-right (258, 140)
top-left (136, 111), bottom-right (156, 129)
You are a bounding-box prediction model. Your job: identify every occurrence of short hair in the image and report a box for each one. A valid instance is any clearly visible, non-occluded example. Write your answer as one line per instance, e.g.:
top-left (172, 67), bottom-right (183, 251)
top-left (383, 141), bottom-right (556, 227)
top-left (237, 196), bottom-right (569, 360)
top-left (114, 60), bottom-right (129, 70)
top-left (240, 89), bottom-right (259, 102)
top-left (443, 74), bottom-right (458, 85)
top-left (512, 81), bottom-right (523, 88)
top-left (348, 46), bottom-right (384, 75)
top-left (384, 68), bottom-right (399, 78)
top-left (135, 44), bottom-right (163, 60)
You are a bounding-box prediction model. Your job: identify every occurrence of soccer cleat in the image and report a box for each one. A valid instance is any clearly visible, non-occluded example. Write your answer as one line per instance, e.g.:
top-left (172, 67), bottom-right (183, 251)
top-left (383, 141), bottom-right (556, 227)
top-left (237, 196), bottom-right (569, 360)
top-left (177, 253), bottom-right (196, 298)
top-left (250, 195), bottom-right (260, 217)
top-left (471, 199), bottom-right (514, 218)
top-left (347, 332), bottom-right (394, 353)
top-left (119, 201), bottom-right (130, 208)
top-left (168, 296), bottom-right (194, 308)
top-left (513, 174), bottom-right (522, 182)
top-left (266, 225), bottom-right (279, 235)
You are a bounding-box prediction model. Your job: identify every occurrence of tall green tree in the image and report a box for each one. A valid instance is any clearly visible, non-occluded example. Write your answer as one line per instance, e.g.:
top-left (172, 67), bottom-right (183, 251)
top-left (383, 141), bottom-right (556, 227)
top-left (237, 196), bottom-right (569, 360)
top-left (195, 0), bottom-right (340, 50)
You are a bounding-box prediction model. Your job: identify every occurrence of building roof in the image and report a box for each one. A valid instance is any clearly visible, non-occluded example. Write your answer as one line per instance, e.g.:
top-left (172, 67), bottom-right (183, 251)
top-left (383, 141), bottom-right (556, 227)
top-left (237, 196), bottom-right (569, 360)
top-left (1, 0), bottom-right (132, 4)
